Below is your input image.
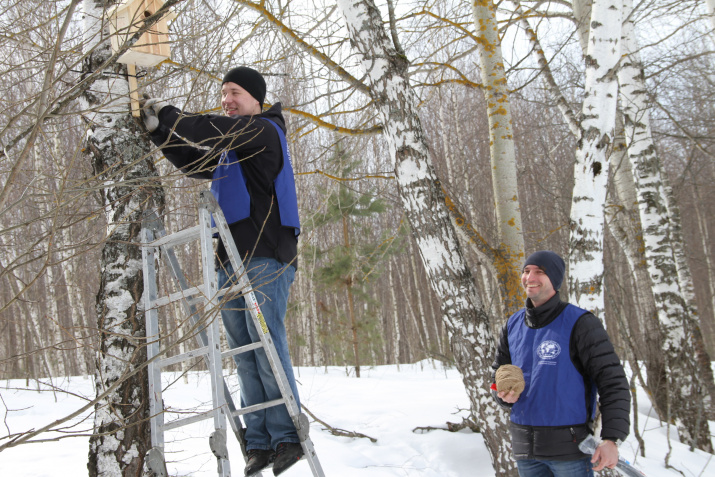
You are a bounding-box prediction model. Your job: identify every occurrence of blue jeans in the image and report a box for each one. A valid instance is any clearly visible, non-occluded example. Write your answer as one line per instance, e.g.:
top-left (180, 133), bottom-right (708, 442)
top-left (217, 257), bottom-right (300, 451)
top-left (517, 458), bottom-right (594, 477)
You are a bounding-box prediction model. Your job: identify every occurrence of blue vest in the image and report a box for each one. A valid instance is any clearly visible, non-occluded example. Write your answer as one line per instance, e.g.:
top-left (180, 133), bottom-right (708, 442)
top-left (210, 118), bottom-right (300, 235)
top-left (507, 304), bottom-right (596, 427)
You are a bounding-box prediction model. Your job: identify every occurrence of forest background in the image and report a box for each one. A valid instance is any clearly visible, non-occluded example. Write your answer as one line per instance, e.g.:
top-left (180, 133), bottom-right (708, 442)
top-left (0, 0), bottom-right (713, 476)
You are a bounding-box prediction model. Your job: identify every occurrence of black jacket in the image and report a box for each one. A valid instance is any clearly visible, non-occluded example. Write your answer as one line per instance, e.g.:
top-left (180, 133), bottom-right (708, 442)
top-left (149, 103), bottom-right (298, 268)
top-left (492, 293), bottom-right (630, 460)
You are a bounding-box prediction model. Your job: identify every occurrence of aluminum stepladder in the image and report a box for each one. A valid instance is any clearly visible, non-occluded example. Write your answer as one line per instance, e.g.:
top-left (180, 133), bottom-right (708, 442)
top-left (141, 190), bottom-right (325, 477)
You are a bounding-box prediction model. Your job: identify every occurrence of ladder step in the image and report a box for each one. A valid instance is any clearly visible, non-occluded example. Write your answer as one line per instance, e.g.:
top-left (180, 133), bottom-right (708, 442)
top-left (159, 346), bottom-right (209, 368)
top-left (145, 224), bottom-right (218, 249)
top-left (150, 284), bottom-right (206, 309)
top-left (149, 283), bottom-right (247, 310)
top-left (221, 341), bottom-right (263, 360)
top-left (163, 408), bottom-right (219, 431)
top-left (163, 397), bottom-right (286, 432)
top-left (230, 398), bottom-right (285, 417)
top-left (158, 342), bottom-right (264, 370)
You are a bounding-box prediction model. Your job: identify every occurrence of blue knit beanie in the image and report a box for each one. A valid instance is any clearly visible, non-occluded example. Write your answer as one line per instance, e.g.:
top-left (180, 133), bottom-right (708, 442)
top-left (523, 251), bottom-right (566, 291)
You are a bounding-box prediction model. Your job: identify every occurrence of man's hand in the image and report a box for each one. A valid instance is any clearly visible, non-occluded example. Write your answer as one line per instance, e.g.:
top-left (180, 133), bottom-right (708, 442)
top-left (140, 102), bottom-right (159, 132)
top-left (591, 439), bottom-right (619, 471)
top-left (139, 94), bottom-right (168, 133)
top-left (497, 390), bottom-right (520, 403)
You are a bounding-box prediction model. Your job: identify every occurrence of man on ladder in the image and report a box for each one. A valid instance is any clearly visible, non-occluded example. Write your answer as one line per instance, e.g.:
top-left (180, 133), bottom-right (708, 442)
top-left (141, 66), bottom-right (303, 476)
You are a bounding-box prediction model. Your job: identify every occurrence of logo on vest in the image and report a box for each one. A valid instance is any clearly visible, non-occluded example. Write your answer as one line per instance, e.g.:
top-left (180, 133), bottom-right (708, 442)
top-left (537, 340), bottom-right (561, 363)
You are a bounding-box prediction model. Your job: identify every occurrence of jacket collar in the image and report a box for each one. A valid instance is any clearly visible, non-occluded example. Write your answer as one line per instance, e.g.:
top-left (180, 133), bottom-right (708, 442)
top-left (261, 102), bottom-right (286, 131)
top-left (524, 292), bottom-right (567, 328)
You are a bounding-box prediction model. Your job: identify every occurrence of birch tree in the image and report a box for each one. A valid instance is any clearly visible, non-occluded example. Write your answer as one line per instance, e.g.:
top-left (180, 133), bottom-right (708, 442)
top-left (618, 0), bottom-right (713, 451)
top-left (567, 0), bottom-right (621, 317)
top-left (469, 0), bottom-right (525, 317)
top-left (605, 120), bottom-right (668, 411)
top-left (336, 0), bottom-right (515, 474)
top-left (80, 1), bottom-right (165, 474)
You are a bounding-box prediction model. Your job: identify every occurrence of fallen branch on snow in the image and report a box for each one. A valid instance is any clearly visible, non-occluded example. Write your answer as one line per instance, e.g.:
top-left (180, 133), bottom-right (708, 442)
top-left (302, 405), bottom-right (377, 443)
top-left (413, 417), bottom-right (480, 434)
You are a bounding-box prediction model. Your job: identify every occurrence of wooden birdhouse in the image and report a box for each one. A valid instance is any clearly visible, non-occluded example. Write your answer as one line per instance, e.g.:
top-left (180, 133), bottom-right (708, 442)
top-left (107, 0), bottom-right (176, 68)
top-left (107, 0), bottom-right (175, 116)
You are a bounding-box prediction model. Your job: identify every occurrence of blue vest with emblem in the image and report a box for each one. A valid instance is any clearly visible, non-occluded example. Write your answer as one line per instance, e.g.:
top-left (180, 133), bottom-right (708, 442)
top-left (210, 118), bottom-right (300, 235)
top-left (507, 304), bottom-right (596, 427)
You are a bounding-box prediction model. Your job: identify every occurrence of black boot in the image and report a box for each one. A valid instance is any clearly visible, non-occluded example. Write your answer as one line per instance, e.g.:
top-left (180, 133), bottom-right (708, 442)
top-left (244, 449), bottom-right (274, 476)
top-left (272, 442), bottom-right (303, 475)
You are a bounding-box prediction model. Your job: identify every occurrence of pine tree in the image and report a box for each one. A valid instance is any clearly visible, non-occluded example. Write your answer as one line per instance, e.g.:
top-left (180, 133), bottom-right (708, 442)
top-left (309, 143), bottom-right (391, 377)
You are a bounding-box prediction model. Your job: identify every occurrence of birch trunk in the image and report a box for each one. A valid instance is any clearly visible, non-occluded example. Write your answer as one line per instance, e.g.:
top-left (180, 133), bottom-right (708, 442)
top-left (573, 0), bottom-right (593, 54)
top-left (567, 0), bottom-right (621, 317)
top-left (411, 251), bottom-right (442, 354)
top-left (388, 261), bottom-right (401, 368)
top-left (337, 0), bottom-right (514, 473)
top-left (400, 260), bottom-right (428, 355)
top-left (514, 1), bottom-right (580, 138)
top-left (81, 1), bottom-right (165, 474)
top-left (618, 0), bottom-right (713, 450)
top-left (470, 0), bottom-right (524, 317)
top-left (606, 121), bottom-right (668, 416)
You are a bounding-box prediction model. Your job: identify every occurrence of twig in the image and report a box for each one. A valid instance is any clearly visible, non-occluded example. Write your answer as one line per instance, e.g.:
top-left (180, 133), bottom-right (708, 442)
top-left (302, 405), bottom-right (377, 443)
top-left (413, 416), bottom-right (480, 434)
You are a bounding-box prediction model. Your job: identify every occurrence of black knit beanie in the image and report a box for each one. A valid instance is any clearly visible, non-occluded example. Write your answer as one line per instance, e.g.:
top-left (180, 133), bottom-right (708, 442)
top-left (523, 251), bottom-right (566, 291)
top-left (222, 66), bottom-right (266, 108)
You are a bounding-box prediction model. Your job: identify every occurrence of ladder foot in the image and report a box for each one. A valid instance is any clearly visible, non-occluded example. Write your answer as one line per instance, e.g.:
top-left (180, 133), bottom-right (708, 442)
top-left (295, 413), bottom-right (310, 441)
top-left (145, 447), bottom-right (168, 477)
top-left (210, 428), bottom-right (229, 460)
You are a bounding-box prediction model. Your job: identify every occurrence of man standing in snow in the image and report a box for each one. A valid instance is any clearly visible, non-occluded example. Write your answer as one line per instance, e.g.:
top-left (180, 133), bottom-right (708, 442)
top-left (492, 250), bottom-right (630, 476)
top-left (141, 66), bottom-right (303, 477)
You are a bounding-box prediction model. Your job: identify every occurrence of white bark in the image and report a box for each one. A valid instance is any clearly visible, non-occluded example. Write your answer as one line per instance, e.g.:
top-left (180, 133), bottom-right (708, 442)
top-left (337, 0), bottom-right (514, 473)
top-left (606, 120), bottom-right (669, 414)
top-left (82, 1), bottom-right (165, 475)
top-left (573, 0), bottom-right (594, 54)
top-left (618, 0), bottom-right (713, 451)
top-left (388, 261), bottom-right (401, 368)
top-left (568, 0), bottom-right (622, 317)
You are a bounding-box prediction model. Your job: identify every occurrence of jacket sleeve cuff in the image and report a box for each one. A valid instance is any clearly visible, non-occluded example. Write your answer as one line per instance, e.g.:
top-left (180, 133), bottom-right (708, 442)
top-left (491, 386), bottom-right (513, 410)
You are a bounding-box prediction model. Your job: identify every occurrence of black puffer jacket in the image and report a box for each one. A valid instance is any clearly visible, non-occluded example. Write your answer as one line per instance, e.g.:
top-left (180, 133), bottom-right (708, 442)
top-left (492, 293), bottom-right (630, 460)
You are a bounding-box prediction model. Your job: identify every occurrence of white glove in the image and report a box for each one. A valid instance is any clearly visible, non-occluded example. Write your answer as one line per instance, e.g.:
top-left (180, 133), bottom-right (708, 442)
top-left (141, 104), bottom-right (159, 132)
top-left (140, 95), bottom-right (169, 133)
top-left (144, 97), bottom-right (168, 115)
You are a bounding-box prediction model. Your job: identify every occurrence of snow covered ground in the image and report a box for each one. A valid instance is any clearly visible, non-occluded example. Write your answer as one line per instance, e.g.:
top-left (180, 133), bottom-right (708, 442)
top-left (1, 361), bottom-right (713, 476)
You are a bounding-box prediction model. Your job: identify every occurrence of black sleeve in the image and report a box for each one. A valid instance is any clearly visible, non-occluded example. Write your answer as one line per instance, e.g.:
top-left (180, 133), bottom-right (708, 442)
top-left (149, 123), bottom-right (215, 180)
top-left (158, 106), bottom-right (275, 156)
top-left (571, 313), bottom-right (631, 441)
top-left (491, 322), bottom-right (514, 410)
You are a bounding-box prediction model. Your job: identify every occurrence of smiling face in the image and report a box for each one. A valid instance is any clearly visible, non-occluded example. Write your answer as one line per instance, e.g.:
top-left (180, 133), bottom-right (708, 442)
top-left (221, 82), bottom-right (261, 117)
top-left (521, 264), bottom-right (556, 308)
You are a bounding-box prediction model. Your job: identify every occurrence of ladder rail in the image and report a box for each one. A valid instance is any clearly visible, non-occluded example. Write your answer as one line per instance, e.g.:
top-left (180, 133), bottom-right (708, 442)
top-left (140, 194), bottom-right (326, 477)
top-left (202, 191), bottom-right (326, 477)
top-left (143, 210), bottom-right (247, 453)
top-left (198, 204), bottom-right (231, 476)
top-left (141, 225), bottom-right (164, 449)
top-left (203, 193), bottom-right (301, 417)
